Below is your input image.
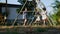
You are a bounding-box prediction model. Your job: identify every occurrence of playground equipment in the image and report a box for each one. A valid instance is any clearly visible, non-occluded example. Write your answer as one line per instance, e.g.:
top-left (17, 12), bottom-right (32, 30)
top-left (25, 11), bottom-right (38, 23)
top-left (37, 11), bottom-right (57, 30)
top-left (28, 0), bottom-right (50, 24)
top-left (11, 0), bottom-right (57, 26)
top-left (0, 0), bottom-right (56, 26)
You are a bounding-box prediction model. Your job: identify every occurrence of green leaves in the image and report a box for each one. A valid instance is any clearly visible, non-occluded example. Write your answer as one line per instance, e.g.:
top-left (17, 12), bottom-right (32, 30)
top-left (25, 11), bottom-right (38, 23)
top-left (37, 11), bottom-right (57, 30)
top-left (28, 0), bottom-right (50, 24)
top-left (52, 0), bottom-right (60, 23)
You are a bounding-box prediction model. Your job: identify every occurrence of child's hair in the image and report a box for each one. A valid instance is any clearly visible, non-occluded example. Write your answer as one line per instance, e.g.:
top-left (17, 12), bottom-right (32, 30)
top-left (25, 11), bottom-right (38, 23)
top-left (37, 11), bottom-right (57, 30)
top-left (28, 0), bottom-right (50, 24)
top-left (43, 7), bottom-right (46, 11)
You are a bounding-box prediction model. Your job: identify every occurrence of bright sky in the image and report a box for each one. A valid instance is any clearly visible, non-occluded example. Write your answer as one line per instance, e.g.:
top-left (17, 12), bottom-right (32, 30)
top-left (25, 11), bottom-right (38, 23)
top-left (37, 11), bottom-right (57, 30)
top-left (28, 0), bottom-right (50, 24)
top-left (41, 0), bottom-right (55, 14)
top-left (0, 0), bottom-right (55, 14)
top-left (0, 0), bottom-right (21, 5)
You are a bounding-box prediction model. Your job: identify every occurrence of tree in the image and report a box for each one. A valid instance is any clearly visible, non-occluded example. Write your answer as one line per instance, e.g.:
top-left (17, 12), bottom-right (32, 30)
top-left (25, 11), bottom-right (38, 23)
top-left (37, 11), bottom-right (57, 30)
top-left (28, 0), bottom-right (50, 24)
top-left (52, 0), bottom-right (60, 24)
top-left (17, 0), bottom-right (36, 18)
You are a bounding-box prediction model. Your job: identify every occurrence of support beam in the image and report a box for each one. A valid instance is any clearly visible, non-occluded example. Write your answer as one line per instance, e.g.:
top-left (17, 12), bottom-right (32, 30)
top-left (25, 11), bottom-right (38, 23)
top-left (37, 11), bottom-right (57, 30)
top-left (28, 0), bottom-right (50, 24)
top-left (0, 4), bottom-right (2, 13)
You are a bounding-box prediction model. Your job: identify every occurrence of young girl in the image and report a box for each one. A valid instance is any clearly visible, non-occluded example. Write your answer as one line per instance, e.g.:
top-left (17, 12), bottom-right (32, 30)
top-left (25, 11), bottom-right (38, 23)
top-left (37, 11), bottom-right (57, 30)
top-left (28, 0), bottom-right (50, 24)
top-left (40, 10), bottom-right (47, 25)
top-left (34, 8), bottom-right (41, 23)
top-left (35, 0), bottom-right (47, 25)
top-left (35, 12), bottom-right (40, 22)
top-left (23, 8), bottom-right (27, 26)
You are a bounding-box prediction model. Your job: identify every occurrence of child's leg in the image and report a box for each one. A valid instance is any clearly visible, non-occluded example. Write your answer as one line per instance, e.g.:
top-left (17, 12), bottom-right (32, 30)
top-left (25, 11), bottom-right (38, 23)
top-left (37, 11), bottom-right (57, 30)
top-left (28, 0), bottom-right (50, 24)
top-left (43, 20), bottom-right (45, 25)
top-left (23, 19), bottom-right (27, 26)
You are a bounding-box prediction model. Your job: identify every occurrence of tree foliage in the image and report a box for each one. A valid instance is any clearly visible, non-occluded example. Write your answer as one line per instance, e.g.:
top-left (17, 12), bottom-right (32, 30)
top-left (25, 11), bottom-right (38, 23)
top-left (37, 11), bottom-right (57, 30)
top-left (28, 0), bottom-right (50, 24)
top-left (52, 0), bottom-right (60, 23)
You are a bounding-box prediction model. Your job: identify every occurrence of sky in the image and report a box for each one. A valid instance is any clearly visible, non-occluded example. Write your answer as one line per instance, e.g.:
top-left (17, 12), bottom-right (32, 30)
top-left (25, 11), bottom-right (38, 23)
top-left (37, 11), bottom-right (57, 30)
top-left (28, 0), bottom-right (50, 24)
top-left (0, 0), bottom-right (21, 5)
top-left (0, 0), bottom-right (55, 14)
top-left (41, 0), bottom-right (55, 14)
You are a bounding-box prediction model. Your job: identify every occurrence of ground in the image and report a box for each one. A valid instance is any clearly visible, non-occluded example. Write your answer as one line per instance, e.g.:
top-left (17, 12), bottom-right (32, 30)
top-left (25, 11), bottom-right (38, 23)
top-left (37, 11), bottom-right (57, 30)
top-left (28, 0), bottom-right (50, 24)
top-left (0, 26), bottom-right (60, 34)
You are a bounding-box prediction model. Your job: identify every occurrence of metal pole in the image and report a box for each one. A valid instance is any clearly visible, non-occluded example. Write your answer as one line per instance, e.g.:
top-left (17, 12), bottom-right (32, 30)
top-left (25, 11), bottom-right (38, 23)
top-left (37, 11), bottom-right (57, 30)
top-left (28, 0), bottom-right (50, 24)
top-left (5, 0), bottom-right (7, 16)
top-left (5, 0), bottom-right (7, 25)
